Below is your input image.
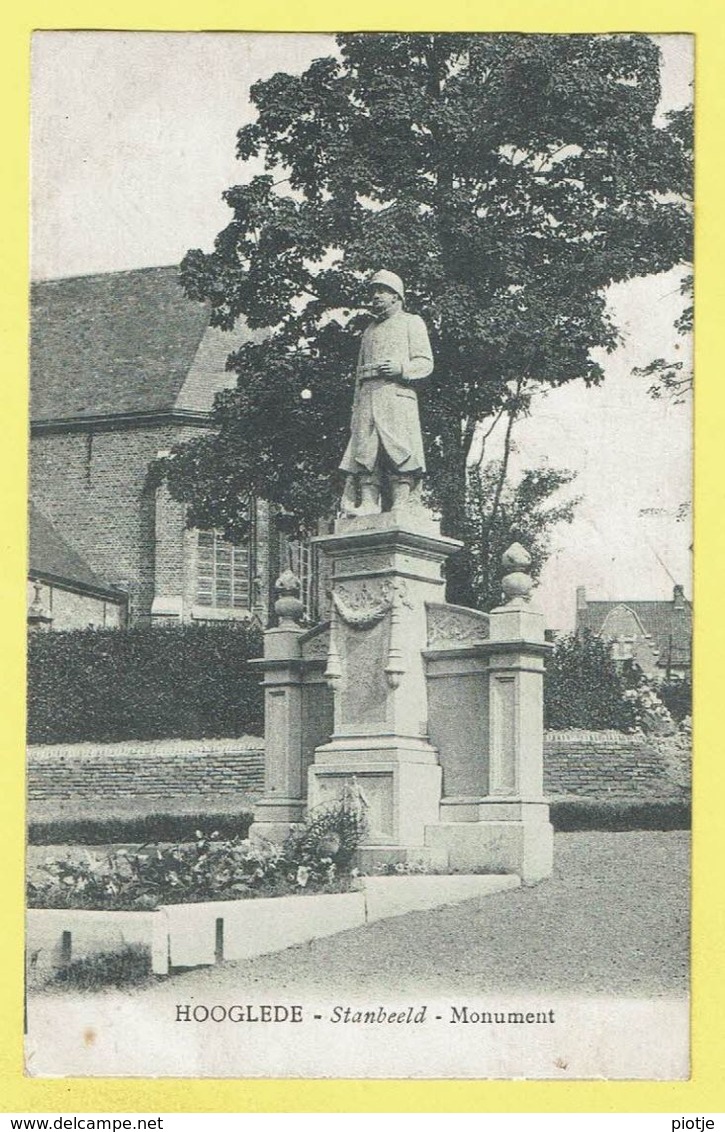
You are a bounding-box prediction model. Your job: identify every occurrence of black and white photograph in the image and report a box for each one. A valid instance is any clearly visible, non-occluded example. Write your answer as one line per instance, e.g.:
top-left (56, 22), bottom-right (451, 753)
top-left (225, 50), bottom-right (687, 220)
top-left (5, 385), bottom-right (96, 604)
top-left (25, 31), bottom-right (693, 1080)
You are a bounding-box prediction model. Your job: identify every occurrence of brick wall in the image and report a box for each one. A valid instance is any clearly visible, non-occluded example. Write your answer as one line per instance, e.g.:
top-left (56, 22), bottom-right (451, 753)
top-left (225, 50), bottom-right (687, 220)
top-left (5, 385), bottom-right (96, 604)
top-left (31, 424), bottom-right (193, 622)
top-left (28, 729), bottom-right (689, 826)
top-left (31, 425), bottom-right (276, 624)
top-left (152, 479), bottom-right (189, 616)
top-left (28, 738), bottom-right (265, 823)
top-left (543, 730), bottom-right (690, 800)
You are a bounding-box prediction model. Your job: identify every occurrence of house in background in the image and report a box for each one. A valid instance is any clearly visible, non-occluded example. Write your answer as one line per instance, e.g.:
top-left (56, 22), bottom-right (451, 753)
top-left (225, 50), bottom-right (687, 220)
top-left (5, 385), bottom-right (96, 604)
top-left (575, 584), bottom-right (692, 681)
top-left (28, 265), bottom-right (315, 630)
top-left (28, 503), bottom-right (127, 631)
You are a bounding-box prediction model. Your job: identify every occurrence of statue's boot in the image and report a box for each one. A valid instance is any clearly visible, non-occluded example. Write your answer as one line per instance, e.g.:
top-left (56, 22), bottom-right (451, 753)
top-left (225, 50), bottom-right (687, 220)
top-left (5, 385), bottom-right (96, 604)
top-left (355, 476), bottom-right (381, 516)
top-left (390, 474), bottom-right (416, 509)
top-left (341, 475), bottom-right (358, 516)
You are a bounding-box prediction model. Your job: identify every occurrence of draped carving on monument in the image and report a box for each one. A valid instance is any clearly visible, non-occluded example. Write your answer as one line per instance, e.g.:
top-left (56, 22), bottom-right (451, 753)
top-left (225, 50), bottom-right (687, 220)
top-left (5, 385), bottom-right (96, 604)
top-left (426, 602), bottom-right (491, 648)
top-left (333, 579), bottom-right (412, 630)
top-left (300, 625), bottom-right (331, 659)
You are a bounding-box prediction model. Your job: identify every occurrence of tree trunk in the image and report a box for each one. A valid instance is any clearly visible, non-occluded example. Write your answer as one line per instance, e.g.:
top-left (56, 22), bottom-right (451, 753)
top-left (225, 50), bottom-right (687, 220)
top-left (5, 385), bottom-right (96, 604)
top-left (437, 438), bottom-right (476, 608)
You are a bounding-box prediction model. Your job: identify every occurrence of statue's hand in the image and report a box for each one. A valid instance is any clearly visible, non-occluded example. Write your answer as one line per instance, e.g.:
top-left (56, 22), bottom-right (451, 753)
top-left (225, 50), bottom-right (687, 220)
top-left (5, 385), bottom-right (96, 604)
top-left (376, 360), bottom-right (403, 379)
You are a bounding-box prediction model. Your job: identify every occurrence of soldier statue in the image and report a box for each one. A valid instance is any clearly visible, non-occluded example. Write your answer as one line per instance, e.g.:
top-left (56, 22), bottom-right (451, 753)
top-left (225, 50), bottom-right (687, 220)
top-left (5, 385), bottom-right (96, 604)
top-left (340, 270), bottom-right (434, 515)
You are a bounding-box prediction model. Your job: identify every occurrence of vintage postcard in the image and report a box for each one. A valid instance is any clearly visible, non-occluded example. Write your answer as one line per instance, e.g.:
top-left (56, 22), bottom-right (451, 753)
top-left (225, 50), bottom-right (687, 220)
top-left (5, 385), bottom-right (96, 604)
top-left (19, 26), bottom-right (699, 1089)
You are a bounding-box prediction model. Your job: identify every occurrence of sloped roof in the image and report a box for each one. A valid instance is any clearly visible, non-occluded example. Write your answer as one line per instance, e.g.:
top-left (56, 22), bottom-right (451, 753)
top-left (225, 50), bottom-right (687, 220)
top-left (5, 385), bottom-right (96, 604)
top-left (28, 503), bottom-right (122, 598)
top-left (578, 598), bottom-right (692, 667)
top-left (30, 266), bottom-right (212, 421)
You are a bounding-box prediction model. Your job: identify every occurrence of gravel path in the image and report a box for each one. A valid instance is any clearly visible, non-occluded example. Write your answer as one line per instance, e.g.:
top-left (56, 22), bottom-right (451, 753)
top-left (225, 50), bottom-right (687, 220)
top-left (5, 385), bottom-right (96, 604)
top-left (145, 831), bottom-right (689, 1001)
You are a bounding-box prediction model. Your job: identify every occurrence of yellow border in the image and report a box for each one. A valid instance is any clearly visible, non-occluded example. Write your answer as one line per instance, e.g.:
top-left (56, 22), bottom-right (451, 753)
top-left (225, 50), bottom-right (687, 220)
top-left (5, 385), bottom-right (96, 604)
top-left (3, 1), bottom-right (721, 1114)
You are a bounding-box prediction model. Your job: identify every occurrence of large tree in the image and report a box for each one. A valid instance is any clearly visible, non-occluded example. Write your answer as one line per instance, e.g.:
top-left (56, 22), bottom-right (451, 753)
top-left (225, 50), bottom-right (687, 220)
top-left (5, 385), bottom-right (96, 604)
top-left (162, 33), bottom-right (692, 605)
top-left (466, 460), bottom-right (579, 611)
top-left (633, 105), bottom-right (693, 404)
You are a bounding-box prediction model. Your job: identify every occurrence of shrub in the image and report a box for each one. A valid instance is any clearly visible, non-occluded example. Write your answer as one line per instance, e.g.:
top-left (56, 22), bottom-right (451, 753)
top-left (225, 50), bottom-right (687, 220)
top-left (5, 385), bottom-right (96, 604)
top-left (544, 631), bottom-right (637, 731)
top-left (52, 945), bottom-right (153, 991)
top-left (549, 798), bottom-right (690, 831)
top-left (27, 622), bottom-right (263, 744)
top-left (28, 811), bottom-right (254, 846)
top-left (658, 678), bottom-right (693, 723)
top-left (283, 782), bottom-right (369, 881)
top-left (622, 678), bottom-right (676, 735)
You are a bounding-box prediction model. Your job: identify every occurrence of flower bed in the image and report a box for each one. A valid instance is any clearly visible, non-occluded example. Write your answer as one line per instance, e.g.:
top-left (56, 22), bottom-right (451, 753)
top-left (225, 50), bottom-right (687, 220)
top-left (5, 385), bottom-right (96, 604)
top-left (27, 837), bottom-right (359, 912)
top-left (27, 796), bottom-right (367, 912)
top-left (26, 797), bottom-right (520, 984)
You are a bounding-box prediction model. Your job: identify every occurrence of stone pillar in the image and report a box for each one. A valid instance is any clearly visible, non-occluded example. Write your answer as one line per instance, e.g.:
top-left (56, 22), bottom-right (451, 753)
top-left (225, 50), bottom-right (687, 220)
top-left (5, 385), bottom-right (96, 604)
top-left (425, 544), bottom-right (553, 882)
top-left (308, 510), bottom-right (462, 864)
top-left (249, 572), bottom-right (308, 841)
top-left (150, 467), bottom-right (186, 623)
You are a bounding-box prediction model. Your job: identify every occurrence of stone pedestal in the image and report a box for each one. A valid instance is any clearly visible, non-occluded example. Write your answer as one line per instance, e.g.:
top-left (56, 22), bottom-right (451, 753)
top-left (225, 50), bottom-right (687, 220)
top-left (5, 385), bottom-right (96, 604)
top-left (251, 533), bottom-right (554, 884)
top-left (424, 567), bottom-right (554, 883)
top-left (249, 572), bottom-right (311, 843)
top-left (309, 510), bottom-right (462, 862)
top-left (248, 623), bottom-right (307, 842)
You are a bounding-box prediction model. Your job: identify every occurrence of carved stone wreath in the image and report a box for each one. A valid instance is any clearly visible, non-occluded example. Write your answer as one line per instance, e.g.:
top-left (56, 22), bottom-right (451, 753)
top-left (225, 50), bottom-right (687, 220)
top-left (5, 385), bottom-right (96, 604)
top-left (333, 579), bottom-right (411, 630)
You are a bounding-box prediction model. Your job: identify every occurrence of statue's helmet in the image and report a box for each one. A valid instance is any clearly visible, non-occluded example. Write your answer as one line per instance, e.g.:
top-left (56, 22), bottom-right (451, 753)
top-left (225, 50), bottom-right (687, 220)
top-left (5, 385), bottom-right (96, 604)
top-left (368, 270), bottom-right (405, 302)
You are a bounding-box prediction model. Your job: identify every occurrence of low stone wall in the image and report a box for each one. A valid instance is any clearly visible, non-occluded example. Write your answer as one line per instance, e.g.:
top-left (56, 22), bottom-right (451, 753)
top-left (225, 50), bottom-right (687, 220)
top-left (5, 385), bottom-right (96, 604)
top-left (27, 875), bottom-right (521, 977)
top-left (27, 737), bottom-right (265, 823)
top-left (543, 730), bottom-right (690, 800)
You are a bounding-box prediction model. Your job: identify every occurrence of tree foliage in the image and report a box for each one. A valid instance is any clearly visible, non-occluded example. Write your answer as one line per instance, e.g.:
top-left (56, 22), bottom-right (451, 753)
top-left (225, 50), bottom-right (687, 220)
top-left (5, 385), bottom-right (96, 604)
top-left (466, 460), bottom-right (579, 610)
top-left (633, 270), bottom-right (693, 402)
top-left (633, 105), bottom-right (693, 403)
top-left (161, 33), bottom-right (692, 604)
top-left (544, 631), bottom-right (638, 731)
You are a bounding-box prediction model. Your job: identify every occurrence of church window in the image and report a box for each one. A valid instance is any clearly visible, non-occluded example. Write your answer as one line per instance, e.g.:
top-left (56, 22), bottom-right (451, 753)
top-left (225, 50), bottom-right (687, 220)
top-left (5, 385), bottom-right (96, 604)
top-left (287, 539), bottom-right (317, 621)
top-left (196, 531), bottom-right (251, 610)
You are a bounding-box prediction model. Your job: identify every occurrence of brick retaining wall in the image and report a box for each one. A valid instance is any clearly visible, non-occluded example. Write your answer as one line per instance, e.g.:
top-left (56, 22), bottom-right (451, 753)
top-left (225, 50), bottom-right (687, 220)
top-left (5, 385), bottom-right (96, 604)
top-left (28, 730), bottom-right (689, 824)
top-left (27, 737), bottom-right (265, 823)
top-left (543, 730), bottom-right (690, 800)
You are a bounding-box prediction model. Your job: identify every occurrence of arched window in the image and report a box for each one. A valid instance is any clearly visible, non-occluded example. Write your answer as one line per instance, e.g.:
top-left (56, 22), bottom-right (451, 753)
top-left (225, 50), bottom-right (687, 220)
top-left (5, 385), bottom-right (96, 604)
top-left (196, 530), bottom-right (252, 610)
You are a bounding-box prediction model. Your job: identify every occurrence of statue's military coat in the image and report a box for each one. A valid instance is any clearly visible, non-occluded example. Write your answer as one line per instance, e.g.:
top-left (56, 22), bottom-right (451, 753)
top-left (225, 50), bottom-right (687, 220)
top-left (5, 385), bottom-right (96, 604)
top-left (339, 310), bottom-right (434, 475)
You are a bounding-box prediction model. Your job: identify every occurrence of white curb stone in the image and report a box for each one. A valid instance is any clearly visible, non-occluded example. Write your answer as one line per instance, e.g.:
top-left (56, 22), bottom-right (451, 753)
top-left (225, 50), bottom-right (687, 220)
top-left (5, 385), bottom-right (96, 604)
top-left (28, 874), bottom-right (522, 977)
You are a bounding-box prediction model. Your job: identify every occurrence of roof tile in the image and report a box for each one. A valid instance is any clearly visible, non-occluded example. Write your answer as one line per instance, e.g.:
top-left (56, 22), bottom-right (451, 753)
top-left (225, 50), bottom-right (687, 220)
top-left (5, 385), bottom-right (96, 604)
top-left (30, 266), bottom-right (210, 420)
top-left (578, 599), bottom-right (692, 667)
top-left (29, 504), bottom-right (121, 596)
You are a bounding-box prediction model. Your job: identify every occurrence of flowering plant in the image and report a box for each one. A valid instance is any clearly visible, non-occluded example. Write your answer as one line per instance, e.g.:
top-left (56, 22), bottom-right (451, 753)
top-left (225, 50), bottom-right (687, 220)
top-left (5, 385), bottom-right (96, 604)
top-left (283, 782), bottom-right (369, 888)
top-left (622, 678), bottom-right (676, 735)
top-left (28, 790), bottom-right (369, 910)
top-left (27, 833), bottom-right (284, 910)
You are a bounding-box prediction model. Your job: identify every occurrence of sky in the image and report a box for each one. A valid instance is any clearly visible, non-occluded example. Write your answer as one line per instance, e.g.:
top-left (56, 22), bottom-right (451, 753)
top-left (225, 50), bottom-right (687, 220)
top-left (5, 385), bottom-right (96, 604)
top-left (29, 32), bottom-right (694, 631)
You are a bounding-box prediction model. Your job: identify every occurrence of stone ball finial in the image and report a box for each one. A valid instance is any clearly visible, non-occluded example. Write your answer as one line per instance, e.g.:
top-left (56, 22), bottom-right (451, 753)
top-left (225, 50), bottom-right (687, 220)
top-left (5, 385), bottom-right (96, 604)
top-left (501, 542), bottom-right (533, 605)
top-left (501, 543), bottom-right (532, 571)
top-left (274, 570), bottom-right (304, 625)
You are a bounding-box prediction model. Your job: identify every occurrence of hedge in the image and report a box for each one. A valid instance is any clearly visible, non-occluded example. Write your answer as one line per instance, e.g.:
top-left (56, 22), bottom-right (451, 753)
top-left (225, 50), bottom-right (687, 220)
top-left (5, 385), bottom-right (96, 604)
top-left (27, 622), bottom-right (264, 744)
top-left (28, 801), bottom-right (690, 844)
top-left (28, 810), bottom-right (254, 846)
top-left (549, 798), bottom-right (690, 832)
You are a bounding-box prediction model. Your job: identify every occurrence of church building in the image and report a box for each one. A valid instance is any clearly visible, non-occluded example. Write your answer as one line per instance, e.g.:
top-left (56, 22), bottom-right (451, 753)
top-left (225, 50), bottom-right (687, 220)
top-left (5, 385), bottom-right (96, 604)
top-left (29, 265), bottom-right (315, 630)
